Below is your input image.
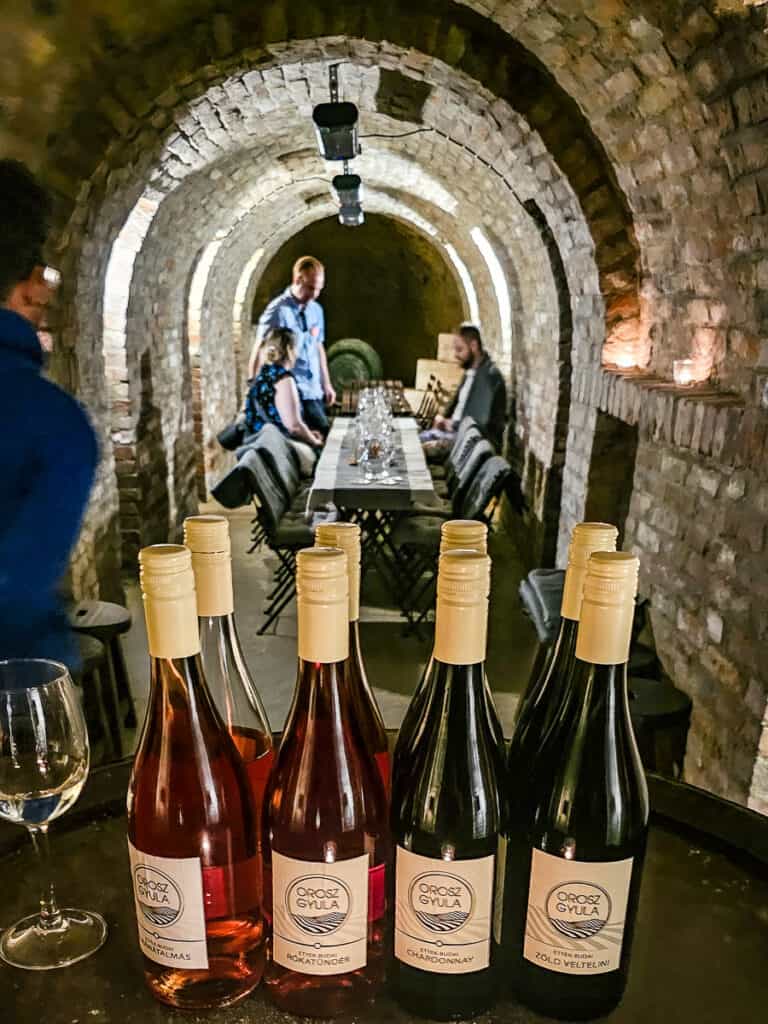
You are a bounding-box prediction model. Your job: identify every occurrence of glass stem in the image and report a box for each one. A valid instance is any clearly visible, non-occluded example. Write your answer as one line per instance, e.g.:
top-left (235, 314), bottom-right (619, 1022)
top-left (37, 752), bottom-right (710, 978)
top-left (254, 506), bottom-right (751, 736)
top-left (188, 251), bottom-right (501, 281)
top-left (28, 824), bottom-right (63, 929)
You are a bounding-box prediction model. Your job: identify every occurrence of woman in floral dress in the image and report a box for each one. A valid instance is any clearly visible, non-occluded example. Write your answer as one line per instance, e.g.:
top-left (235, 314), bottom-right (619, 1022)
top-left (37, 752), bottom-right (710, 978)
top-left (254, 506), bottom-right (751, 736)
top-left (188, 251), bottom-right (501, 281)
top-left (245, 327), bottom-right (324, 450)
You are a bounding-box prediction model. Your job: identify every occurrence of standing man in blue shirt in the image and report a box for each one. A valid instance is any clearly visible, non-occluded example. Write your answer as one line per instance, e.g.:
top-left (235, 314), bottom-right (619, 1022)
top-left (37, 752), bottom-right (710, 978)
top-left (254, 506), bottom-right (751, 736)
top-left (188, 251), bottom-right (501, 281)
top-left (0, 160), bottom-right (98, 666)
top-left (248, 255), bottom-right (336, 436)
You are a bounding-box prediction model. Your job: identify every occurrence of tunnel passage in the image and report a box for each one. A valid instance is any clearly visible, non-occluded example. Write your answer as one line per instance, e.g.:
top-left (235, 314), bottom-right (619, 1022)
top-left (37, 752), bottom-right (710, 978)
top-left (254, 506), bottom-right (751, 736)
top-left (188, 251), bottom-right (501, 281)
top-left (250, 213), bottom-right (467, 386)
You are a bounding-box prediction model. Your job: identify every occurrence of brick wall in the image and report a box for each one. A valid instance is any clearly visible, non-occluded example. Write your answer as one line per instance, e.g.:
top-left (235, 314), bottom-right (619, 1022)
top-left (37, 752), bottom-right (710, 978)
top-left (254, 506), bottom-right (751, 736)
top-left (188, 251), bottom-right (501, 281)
top-left (0, 1), bottom-right (766, 807)
top-left (626, 443), bottom-right (767, 808)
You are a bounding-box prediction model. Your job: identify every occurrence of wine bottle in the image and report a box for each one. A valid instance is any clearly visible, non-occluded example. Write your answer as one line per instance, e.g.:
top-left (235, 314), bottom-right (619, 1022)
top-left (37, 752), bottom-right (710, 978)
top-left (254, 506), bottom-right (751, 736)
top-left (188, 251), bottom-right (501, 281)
top-left (502, 552), bottom-right (649, 1021)
top-left (262, 547), bottom-right (389, 1017)
top-left (391, 550), bottom-right (505, 1021)
top-left (508, 522), bottom-right (617, 781)
top-left (393, 522), bottom-right (502, 812)
top-left (184, 514), bottom-right (274, 815)
top-left (315, 522), bottom-right (389, 789)
top-left (127, 545), bottom-right (264, 1010)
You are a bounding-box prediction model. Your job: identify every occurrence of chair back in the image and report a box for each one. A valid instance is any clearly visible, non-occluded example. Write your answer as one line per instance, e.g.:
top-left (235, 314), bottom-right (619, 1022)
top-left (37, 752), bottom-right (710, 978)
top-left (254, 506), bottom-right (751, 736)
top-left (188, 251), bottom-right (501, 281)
top-left (451, 438), bottom-right (494, 510)
top-left (447, 425), bottom-right (482, 477)
top-left (247, 425), bottom-right (301, 503)
top-left (459, 455), bottom-right (511, 521)
top-left (453, 416), bottom-right (478, 447)
top-left (239, 450), bottom-right (289, 539)
top-left (211, 462), bottom-right (254, 509)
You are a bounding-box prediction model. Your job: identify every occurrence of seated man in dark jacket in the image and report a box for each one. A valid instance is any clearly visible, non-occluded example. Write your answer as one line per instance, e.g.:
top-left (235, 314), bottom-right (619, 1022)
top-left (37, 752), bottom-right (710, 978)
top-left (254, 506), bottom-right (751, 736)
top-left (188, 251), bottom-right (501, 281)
top-left (0, 160), bottom-right (98, 667)
top-left (421, 323), bottom-right (507, 450)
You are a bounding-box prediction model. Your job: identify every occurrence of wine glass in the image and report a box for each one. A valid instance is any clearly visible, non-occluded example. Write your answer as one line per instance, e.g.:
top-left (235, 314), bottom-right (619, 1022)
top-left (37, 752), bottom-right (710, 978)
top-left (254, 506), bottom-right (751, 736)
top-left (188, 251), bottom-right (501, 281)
top-left (0, 659), bottom-right (107, 970)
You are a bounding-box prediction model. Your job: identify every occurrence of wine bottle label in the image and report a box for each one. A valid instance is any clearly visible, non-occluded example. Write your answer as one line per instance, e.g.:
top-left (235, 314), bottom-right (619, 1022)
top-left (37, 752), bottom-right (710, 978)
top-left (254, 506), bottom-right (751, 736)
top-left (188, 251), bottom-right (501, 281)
top-left (128, 841), bottom-right (209, 970)
top-left (524, 849), bottom-right (633, 975)
top-left (272, 851), bottom-right (369, 975)
top-left (394, 847), bottom-right (494, 974)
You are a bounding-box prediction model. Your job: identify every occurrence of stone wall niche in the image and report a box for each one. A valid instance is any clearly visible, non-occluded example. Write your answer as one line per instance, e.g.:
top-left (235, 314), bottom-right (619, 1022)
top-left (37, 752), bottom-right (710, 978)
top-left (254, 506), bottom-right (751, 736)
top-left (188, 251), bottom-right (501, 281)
top-left (584, 413), bottom-right (639, 549)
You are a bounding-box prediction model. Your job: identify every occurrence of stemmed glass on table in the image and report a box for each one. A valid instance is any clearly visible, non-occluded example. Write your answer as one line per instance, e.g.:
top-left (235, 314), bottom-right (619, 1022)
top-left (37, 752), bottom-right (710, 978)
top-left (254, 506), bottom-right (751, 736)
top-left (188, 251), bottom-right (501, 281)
top-left (0, 659), bottom-right (107, 970)
top-left (355, 387), bottom-right (401, 485)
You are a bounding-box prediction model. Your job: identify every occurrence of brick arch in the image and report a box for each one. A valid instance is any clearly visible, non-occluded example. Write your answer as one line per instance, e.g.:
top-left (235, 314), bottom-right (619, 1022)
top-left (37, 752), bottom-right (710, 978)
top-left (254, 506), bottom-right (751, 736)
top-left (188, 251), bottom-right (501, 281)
top-left (8, 1), bottom-right (763, 392)
top-left (191, 195), bottom-right (482, 495)
top-left (110, 117), bottom-right (565, 549)
top-left (19, 2), bottom-right (639, 356)
top-left (86, 48), bottom-right (586, 563)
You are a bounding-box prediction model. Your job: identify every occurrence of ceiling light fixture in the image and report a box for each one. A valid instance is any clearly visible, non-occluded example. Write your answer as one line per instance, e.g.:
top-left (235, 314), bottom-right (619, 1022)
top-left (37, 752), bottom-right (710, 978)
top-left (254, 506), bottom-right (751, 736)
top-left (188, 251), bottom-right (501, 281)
top-left (312, 65), bottom-right (360, 161)
top-left (333, 171), bottom-right (364, 227)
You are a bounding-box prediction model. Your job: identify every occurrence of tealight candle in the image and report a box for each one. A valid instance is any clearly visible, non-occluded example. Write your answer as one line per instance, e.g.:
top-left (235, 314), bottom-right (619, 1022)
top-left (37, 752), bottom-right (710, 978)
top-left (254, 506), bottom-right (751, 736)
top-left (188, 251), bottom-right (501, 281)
top-left (673, 359), bottom-right (696, 386)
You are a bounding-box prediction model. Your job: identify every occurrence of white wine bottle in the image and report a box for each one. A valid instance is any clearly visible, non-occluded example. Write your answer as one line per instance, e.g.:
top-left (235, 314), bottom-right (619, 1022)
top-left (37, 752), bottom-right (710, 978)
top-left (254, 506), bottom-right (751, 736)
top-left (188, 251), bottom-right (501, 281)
top-left (392, 520), bottom-right (502, 812)
top-left (184, 515), bottom-right (273, 814)
top-left (508, 522), bottom-right (617, 782)
top-left (391, 550), bottom-right (506, 1020)
top-left (502, 552), bottom-right (648, 1020)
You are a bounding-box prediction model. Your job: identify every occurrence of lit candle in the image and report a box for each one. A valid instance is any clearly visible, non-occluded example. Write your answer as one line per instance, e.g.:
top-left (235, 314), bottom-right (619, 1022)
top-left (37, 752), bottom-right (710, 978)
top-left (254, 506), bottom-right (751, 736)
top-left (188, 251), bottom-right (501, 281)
top-left (673, 359), bottom-right (695, 386)
top-left (613, 350), bottom-right (637, 369)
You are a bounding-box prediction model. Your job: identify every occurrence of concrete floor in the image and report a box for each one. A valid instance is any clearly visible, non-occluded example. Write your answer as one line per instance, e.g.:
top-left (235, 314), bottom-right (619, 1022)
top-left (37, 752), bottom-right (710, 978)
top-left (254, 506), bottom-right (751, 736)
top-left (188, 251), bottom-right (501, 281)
top-left (120, 504), bottom-right (539, 751)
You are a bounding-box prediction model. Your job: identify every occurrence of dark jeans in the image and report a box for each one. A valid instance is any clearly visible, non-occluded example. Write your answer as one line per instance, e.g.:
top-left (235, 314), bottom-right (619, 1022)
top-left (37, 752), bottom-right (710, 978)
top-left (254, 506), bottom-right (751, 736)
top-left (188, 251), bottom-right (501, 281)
top-left (301, 398), bottom-right (329, 436)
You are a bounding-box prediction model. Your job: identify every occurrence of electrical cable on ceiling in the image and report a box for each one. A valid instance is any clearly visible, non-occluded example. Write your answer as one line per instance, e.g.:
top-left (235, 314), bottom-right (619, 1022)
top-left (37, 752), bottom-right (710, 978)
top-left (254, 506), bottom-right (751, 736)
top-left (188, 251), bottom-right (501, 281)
top-left (360, 128), bottom-right (435, 140)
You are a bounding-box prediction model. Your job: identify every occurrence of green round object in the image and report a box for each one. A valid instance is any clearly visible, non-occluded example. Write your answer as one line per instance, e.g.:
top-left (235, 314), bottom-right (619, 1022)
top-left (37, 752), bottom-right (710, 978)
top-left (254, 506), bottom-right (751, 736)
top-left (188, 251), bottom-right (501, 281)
top-left (327, 338), bottom-right (384, 380)
top-left (327, 351), bottom-right (371, 391)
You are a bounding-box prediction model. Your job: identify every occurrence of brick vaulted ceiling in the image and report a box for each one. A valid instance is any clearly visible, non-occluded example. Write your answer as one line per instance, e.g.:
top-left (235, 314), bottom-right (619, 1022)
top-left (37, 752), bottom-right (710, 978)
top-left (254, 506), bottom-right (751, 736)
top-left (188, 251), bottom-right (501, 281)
top-left (4, 0), bottom-right (763, 392)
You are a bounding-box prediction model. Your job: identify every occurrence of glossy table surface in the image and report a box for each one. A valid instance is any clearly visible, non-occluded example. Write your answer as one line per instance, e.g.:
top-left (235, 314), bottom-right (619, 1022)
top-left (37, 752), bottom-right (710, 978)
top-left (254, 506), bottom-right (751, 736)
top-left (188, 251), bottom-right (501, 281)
top-left (2, 761), bottom-right (767, 1024)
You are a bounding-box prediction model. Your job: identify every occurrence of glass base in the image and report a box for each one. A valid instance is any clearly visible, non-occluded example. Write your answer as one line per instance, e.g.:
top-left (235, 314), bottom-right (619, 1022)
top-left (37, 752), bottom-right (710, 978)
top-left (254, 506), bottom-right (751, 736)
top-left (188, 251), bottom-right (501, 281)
top-left (0, 908), bottom-right (107, 970)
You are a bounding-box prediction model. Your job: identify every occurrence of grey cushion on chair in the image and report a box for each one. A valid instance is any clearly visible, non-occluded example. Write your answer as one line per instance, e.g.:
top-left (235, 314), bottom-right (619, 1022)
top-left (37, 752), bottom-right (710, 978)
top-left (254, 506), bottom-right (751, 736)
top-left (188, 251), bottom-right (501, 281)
top-left (274, 519), bottom-right (315, 547)
top-left (452, 438), bottom-right (493, 505)
top-left (211, 462), bottom-right (254, 508)
top-left (239, 449), bottom-right (288, 537)
top-left (519, 569), bottom-right (565, 645)
top-left (245, 425), bottom-right (302, 502)
top-left (459, 455), bottom-right (510, 519)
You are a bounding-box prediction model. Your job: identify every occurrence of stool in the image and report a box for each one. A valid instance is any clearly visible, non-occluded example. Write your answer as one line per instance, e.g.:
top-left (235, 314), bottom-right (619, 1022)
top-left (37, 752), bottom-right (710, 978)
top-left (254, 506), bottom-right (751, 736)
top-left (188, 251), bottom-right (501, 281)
top-left (71, 635), bottom-right (112, 766)
top-left (629, 642), bottom-right (662, 681)
top-left (629, 677), bottom-right (692, 779)
top-left (69, 601), bottom-right (136, 754)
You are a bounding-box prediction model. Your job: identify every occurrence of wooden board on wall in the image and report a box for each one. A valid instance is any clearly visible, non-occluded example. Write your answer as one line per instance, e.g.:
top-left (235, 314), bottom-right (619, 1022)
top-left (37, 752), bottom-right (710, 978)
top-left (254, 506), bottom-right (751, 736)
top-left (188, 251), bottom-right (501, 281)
top-left (415, 358), bottom-right (464, 392)
top-left (437, 332), bottom-right (457, 362)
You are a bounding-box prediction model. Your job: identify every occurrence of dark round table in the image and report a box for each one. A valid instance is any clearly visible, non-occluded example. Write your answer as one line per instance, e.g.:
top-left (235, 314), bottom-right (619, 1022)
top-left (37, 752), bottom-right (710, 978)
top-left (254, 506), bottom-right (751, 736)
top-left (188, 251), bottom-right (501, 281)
top-left (2, 761), bottom-right (767, 1023)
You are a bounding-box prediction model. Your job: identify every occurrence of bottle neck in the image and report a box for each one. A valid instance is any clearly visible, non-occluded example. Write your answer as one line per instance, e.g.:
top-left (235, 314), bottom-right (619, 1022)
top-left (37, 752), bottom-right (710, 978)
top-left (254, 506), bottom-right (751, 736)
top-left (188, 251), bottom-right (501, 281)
top-left (429, 658), bottom-right (488, 718)
top-left (191, 561), bottom-right (234, 618)
top-left (349, 617), bottom-right (361, 656)
top-left (433, 602), bottom-right (487, 665)
top-left (146, 652), bottom-right (223, 735)
top-left (553, 615), bottom-right (580, 663)
top-left (520, 615), bottom-right (580, 734)
top-left (298, 605), bottom-right (349, 663)
top-left (549, 657), bottom-right (630, 755)
top-left (145, 592), bottom-right (200, 661)
top-left (541, 658), bottom-right (643, 843)
top-left (198, 612), bottom-right (240, 686)
top-left (290, 657), bottom-right (351, 726)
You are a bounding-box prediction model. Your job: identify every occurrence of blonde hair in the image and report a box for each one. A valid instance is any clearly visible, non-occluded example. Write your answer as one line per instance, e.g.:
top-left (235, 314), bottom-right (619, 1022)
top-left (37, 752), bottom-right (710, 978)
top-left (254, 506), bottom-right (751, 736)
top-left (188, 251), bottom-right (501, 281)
top-left (292, 254), bottom-right (324, 281)
top-left (260, 327), bottom-right (296, 366)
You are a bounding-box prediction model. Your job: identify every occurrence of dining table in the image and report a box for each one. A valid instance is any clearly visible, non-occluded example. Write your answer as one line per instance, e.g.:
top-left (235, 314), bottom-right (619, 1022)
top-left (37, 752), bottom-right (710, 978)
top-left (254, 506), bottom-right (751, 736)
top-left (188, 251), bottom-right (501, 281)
top-left (308, 416), bottom-right (437, 513)
top-left (2, 758), bottom-right (767, 1024)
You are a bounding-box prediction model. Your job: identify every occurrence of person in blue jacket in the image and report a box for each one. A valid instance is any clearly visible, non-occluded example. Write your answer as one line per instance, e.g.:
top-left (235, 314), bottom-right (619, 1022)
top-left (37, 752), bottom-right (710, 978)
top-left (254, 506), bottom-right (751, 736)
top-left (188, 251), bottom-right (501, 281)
top-left (0, 160), bottom-right (98, 667)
